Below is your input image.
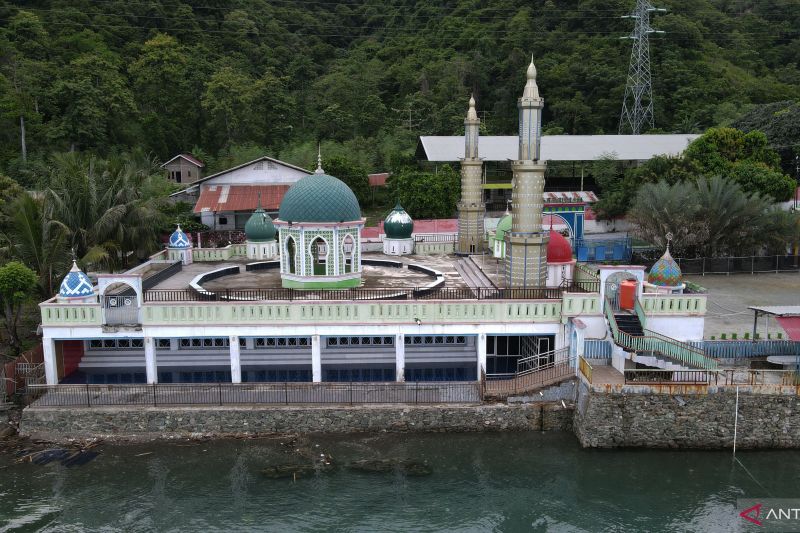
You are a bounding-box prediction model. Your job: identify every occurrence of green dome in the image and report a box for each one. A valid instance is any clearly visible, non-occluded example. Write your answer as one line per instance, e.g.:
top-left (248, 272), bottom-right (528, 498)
top-left (495, 214), bottom-right (512, 241)
top-left (384, 202), bottom-right (414, 239)
top-left (244, 206), bottom-right (276, 242)
top-left (279, 172), bottom-right (361, 223)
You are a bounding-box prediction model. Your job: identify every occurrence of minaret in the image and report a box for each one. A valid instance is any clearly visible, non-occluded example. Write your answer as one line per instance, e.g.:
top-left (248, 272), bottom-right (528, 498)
top-left (456, 94), bottom-right (485, 255)
top-left (504, 58), bottom-right (549, 287)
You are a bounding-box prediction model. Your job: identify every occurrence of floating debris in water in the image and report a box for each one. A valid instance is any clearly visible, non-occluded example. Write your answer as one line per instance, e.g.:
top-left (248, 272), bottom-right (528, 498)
top-left (348, 458), bottom-right (432, 476)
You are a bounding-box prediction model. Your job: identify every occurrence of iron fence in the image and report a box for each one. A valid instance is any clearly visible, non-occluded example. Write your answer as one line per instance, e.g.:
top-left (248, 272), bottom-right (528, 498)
top-left (26, 381), bottom-right (482, 407)
top-left (689, 340), bottom-right (800, 360)
top-left (623, 369), bottom-right (800, 386)
top-left (629, 254), bottom-right (800, 275)
top-left (143, 285), bottom-right (592, 302)
top-left (624, 369), bottom-right (711, 385)
top-left (484, 357), bottom-right (576, 396)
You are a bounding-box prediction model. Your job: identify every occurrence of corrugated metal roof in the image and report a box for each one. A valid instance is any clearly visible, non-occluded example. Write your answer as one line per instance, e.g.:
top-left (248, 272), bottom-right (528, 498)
top-left (749, 306), bottom-right (800, 317)
top-left (161, 153), bottom-right (205, 168)
top-left (193, 184), bottom-right (290, 213)
top-left (369, 173), bottom-right (389, 187)
top-left (418, 134), bottom-right (700, 162)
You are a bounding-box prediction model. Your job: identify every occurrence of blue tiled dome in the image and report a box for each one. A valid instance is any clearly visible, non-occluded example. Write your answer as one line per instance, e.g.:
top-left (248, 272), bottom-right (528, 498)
top-left (648, 248), bottom-right (682, 286)
top-left (169, 225), bottom-right (192, 249)
top-left (59, 261), bottom-right (94, 298)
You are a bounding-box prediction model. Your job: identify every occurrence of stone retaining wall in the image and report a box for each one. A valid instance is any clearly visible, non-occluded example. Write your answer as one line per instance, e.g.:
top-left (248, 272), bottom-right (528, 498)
top-left (20, 403), bottom-right (574, 442)
top-left (574, 382), bottom-right (800, 448)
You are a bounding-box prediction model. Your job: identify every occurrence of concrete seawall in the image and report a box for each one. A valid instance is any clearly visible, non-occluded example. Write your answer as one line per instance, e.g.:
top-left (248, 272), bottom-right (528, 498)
top-left (574, 382), bottom-right (800, 449)
top-left (20, 403), bottom-right (574, 442)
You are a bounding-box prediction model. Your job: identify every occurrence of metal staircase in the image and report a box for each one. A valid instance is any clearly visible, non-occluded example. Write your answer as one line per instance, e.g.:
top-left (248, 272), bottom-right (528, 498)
top-left (484, 347), bottom-right (575, 397)
top-left (605, 298), bottom-right (718, 370)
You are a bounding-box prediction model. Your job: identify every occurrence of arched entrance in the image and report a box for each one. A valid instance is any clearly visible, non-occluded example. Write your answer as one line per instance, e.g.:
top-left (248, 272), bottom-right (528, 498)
top-left (310, 237), bottom-right (328, 275)
top-left (100, 281), bottom-right (140, 325)
top-left (285, 236), bottom-right (297, 274)
top-left (604, 271), bottom-right (638, 312)
top-left (342, 234), bottom-right (355, 274)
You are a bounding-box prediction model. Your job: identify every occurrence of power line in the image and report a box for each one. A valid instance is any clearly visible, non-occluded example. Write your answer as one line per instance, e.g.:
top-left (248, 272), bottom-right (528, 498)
top-left (619, 0), bottom-right (666, 135)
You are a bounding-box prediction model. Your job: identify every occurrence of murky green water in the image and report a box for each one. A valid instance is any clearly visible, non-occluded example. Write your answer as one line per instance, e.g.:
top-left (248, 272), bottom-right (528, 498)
top-left (1, 432), bottom-right (797, 532)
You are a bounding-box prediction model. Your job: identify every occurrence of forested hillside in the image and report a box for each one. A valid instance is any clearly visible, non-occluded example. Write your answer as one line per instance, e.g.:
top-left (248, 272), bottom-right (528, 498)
top-left (1, 0), bottom-right (799, 183)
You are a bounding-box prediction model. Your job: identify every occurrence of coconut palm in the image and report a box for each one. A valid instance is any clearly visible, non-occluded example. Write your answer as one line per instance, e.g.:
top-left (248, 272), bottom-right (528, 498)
top-left (0, 194), bottom-right (70, 296)
top-left (45, 151), bottom-right (169, 271)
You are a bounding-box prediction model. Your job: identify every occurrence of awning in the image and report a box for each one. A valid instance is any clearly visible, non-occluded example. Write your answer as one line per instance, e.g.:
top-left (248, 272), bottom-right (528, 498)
top-left (775, 317), bottom-right (800, 341)
top-left (193, 184), bottom-right (290, 213)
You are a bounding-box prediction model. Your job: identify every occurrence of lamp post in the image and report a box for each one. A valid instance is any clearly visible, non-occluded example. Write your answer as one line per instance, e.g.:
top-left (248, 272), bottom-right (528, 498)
top-left (795, 155), bottom-right (799, 210)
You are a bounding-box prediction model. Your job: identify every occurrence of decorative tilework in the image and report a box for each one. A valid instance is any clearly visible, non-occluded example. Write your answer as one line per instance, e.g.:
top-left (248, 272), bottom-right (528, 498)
top-left (648, 248), bottom-right (682, 286)
top-left (59, 261), bottom-right (94, 298)
top-left (169, 225), bottom-right (192, 249)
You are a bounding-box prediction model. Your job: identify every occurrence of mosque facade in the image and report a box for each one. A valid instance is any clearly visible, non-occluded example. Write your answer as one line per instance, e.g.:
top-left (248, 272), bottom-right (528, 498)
top-left (37, 60), bottom-right (713, 394)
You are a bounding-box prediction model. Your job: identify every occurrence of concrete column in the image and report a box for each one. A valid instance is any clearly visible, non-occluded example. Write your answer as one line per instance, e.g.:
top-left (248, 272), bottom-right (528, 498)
top-left (477, 333), bottom-right (487, 380)
top-left (169, 338), bottom-right (179, 351)
top-left (311, 334), bottom-right (322, 382)
top-left (395, 334), bottom-right (405, 382)
top-left (230, 335), bottom-right (241, 383)
top-left (144, 337), bottom-right (157, 384)
top-left (43, 337), bottom-right (58, 385)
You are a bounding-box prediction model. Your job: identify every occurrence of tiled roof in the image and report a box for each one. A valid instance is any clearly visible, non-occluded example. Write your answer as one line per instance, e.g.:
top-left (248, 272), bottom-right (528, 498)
top-left (369, 173), bottom-right (389, 187)
top-left (193, 185), bottom-right (290, 213)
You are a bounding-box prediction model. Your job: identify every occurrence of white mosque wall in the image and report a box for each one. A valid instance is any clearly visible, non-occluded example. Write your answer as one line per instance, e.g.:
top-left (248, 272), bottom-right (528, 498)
top-left (644, 316), bottom-right (705, 342)
top-left (584, 217), bottom-right (634, 235)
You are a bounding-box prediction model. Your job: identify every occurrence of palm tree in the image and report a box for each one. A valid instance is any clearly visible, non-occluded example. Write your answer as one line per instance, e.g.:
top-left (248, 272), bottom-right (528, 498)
top-left (45, 151), bottom-right (168, 271)
top-left (0, 194), bottom-right (70, 297)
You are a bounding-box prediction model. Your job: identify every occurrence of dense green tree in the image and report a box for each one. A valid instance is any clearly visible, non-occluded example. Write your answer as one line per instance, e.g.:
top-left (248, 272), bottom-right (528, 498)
top-left (323, 156), bottom-right (370, 206)
top-left (389, 165), bottom-right (460, 219)
top-left (0, 260), bottom-right (38, 355)
top-left (628, 177), bottom-right (794, 257)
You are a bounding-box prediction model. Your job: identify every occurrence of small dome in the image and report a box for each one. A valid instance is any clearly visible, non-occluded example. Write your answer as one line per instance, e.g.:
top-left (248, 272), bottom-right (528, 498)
top-left (384, 202), bottom-right (413, 239)
top-left (495, 214), bottom-right (512, 241)
top-left (547, 230), bottom-right (573, 263)
top-left (648, 248), bottom-right (682, 286)
top-left (59, 261), bottom-right (94, 298)
top-left (245, 206), bottom-right (276, 242)
top-left (279, 172), bottom-right (361, 224)
top-left (169, 225), bottom-right (192, 249)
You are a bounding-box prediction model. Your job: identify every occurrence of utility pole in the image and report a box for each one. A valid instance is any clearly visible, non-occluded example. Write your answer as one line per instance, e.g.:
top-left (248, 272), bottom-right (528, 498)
top-left (618, 0), bottom-right (666, 134)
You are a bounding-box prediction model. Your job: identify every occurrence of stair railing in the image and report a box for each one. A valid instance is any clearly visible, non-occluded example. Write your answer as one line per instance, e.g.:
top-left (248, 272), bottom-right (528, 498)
top-left (634, 298), bottom-right (647, 329)
top-left (604, 298), bottom-right (717, 370)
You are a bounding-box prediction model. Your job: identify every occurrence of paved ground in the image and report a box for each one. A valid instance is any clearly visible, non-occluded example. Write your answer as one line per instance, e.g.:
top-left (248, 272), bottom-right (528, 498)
top-left (684, 273), bottom-right (800, 340)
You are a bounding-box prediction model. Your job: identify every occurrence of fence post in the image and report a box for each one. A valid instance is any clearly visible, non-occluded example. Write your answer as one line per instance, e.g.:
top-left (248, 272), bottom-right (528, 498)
top-left (349, 381), bottom-right (353, 406)
top-left (776, 255), bottom-right (779, 274)
top-left (415, 381), bottom-right (419, 404)
top-left (153, 384), bottom-right (157, 407)
top-left (218, 383), bottom-right (223, 406)
top-left (702, 257), bottom-right (705, 276)
top-left (85, 383), bottom-right (90, 407)
top-left (284, 381), bottom-right (288, 405)
top-left (751, 256), bottom-right (755, 275)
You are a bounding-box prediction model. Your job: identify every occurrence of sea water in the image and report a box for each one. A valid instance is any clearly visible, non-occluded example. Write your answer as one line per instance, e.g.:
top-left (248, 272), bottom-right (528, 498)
top-left (1, 432), bottom-right (797, 532)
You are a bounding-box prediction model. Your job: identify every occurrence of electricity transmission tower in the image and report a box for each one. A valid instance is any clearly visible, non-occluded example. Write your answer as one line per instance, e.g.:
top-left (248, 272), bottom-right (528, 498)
top-left (618, 0), bottom-right (665, 134)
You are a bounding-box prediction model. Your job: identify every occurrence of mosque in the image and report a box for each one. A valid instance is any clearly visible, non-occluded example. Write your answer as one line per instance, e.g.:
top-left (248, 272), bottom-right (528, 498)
top-left (38, 60), bottom-right (714, 394)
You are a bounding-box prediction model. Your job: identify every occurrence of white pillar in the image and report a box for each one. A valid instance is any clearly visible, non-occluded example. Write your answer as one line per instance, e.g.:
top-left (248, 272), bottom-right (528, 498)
top-left (395, 334), bottom-right (405, 382)
top-left (144, 337), bottom-right (157, 384)
top-left (230, 335), bottom-right (241, 383)
top-left (43, 337), bottom-right (58, 385)
top-left (311, 334), bottom-right (322, 382)
top-left (477, 333), bottom-right (487, 380)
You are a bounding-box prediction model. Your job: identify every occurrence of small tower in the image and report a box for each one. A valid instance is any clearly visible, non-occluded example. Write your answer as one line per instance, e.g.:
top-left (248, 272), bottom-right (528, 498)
top-left (645, 238), bottom-right (684, 294)
top-left (168, 224), bottom-right (193, 265)
top-left (456, 95), bottom-right (485, 255)
top-left (383, 201), bottom-right (414, 256)
top-left (504, 58), bottom-right (549, 288)
top-left (245, 194), bottom-right (278, 260)
top-left (57, 260), bottom-right (96, 303)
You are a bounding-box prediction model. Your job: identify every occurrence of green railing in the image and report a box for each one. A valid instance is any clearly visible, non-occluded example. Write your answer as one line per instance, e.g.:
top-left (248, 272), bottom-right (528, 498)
top-left (604, 298), bottom-right (717, 370)
top-left (634, 298), bottom-right (647, 329)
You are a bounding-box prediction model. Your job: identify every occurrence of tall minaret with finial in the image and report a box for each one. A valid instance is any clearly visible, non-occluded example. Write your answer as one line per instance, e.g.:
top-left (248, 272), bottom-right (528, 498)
top-left (504, 57), bottom-right (549, 287)
top-left (456, 94), bottom-right (485, 255)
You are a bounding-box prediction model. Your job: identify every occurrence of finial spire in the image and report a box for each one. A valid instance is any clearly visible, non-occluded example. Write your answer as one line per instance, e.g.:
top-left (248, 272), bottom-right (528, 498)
top-left (522, 55), bottom-right (540, 99)
top-left (467, 94), bottom-right (478, 120)
top-left (665, 231), bottom-right (673, 254)
top-left (315, 143), bottom-right (324, 175)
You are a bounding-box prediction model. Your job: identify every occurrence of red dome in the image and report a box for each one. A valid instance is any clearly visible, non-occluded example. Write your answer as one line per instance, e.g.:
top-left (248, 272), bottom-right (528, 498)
top-left (547, 230), bottom-right (573, 263)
